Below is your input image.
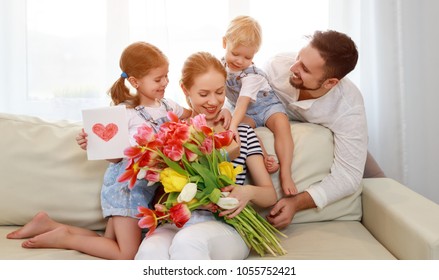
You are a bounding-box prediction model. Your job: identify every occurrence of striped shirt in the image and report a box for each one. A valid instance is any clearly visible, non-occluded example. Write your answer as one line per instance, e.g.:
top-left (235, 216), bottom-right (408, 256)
top-left (232, 124), bottom-right (263, 185)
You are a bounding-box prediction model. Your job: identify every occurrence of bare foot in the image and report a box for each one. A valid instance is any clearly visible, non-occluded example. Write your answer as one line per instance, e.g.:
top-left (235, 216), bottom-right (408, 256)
top-left (281, 176), bottom-right (298, 196)
top-left (264, 154), bottom-right (280, 174)
top-left (22, 227), bottom-right (69, 249)
top-left (7, 211), bottom-right (58, 239)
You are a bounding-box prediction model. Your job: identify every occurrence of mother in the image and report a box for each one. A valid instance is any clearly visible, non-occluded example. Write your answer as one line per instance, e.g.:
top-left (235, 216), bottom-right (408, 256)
top-left (135, 51), bottom-right (277, 260)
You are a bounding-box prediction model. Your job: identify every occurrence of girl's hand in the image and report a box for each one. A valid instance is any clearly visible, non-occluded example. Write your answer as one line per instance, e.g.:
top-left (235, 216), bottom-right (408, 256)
top-left (76, 128), bottom-right (88, 150)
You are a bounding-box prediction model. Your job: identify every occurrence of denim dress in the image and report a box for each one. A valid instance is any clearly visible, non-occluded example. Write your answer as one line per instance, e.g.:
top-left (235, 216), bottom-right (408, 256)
top-left (101, 100), bottom-right (172, 219)
top-left (224, 62), bottom-right (286, 127)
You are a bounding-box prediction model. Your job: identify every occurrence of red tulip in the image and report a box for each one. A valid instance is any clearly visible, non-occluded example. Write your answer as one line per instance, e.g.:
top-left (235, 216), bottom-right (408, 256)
top-left (169, 203), bottom-right (191, 228)
top-left (136, 206), bottom-right (158, 236)
top-left (123, 146), bottom-right (143, 158)
top-left (213, 130), bottom-right (234, 148)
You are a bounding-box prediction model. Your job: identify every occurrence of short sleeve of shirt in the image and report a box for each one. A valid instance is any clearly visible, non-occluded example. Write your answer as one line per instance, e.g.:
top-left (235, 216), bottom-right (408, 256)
top-left (233, 124), bottom-right (263, 185)
top-left (164, 98), bottom-right (185, 118)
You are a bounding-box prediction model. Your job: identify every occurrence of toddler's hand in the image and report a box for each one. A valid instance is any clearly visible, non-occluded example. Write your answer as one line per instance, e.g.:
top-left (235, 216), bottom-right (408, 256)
top-left (215, 108), bottom-right (232, 129)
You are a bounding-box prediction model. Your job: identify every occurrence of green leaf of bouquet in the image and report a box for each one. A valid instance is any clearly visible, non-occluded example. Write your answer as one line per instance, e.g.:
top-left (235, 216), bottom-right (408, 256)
top-left (156, 150), bottom-right (188, 176)
top-left (208, 188), bottom-right (221, 203)
top-left (183, 143), bottom-right (204, 156)
top-left (218, 174), bottom-right (235, 187)
top-left (181, 155), bottom-right (197, 176)
top-left (189, 175), bottom-right (202, 183)
top-left (195, 190), bottom-right (207, 200)
top-left (165, 192), bottom-right (179, 208)
top-left (191, 162), bottom-right (218, 192)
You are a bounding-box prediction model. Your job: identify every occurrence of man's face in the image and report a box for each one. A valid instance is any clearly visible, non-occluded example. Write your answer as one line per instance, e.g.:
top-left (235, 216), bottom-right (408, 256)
top-left (289, 44), bottom-right (327, 91)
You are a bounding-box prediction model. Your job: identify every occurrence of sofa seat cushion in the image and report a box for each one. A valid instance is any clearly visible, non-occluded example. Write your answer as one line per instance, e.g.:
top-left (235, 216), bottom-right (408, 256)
top-left (0, 113), bottom-right (108, 230)
top-left (0, 226), bottom-right (102, 260)
top-left (247, 221), bottom-right (396, 260)
top-left (1, 221), bottom-right (395, 260)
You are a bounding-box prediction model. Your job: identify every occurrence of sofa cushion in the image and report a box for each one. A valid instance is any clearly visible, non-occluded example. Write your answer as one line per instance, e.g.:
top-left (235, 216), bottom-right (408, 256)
top-left (0, 113), bottom-right (108, 230)
top-left (254, 122), bottom-right (362, 223)
top-left (247, 221), bottom-right (395, 260)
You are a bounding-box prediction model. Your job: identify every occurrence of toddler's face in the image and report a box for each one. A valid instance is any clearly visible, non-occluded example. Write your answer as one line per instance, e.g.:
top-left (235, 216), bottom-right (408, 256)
top-left (224, 43), bottom-right (257, 72)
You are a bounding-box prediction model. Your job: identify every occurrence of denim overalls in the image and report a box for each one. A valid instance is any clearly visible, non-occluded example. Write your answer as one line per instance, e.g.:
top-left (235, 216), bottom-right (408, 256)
top-left (101, 99), bottom-right (172, 219)
top-left (225, 62), bottom-right (286, 127)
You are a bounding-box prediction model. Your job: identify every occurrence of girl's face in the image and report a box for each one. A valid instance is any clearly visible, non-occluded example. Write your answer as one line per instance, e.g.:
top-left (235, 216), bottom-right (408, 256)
top-left (223, 42), bottom-right (257, 72)
top-left (135, 65), bottom-right (169, 106)
top-left (184, 69), bottom-right (226, 124)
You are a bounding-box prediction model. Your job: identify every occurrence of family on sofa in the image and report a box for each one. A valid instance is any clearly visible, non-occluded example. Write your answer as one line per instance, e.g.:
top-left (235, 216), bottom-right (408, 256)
top-left (6, 16), bottom-right (385, 260)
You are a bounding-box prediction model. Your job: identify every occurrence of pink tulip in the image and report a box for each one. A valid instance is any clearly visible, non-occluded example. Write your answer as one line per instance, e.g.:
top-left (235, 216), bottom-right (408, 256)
top-left (191, 114), bottom-right (207, 132)
top-left (134, 124), bottom-right (155, 146)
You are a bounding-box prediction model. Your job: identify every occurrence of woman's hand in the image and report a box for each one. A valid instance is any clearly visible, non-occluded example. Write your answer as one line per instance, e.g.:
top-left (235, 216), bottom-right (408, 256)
top-left (198, 202), bottom-right (219, 213)
top-left (218, 185), bottom-right (254, 219)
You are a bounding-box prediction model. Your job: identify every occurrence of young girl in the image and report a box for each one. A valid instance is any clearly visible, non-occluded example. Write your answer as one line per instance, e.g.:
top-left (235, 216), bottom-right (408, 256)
top-left (7, 42), bottom-right (196, 259)
top-left (222, 15), bottom-right (297, 196)
top-left (134, 51), bottom-right (277, 260)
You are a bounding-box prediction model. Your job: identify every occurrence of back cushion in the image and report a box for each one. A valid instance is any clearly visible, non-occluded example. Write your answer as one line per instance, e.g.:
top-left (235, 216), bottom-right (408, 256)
top-left (0, 113), bottom-right (108, 230)
top-left (253, 122), bottom-right (362, 223)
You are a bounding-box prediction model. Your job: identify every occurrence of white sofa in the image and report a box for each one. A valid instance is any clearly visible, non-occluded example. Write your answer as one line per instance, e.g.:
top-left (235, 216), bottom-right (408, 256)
top-left (1, 112), bottom-right (439, 260)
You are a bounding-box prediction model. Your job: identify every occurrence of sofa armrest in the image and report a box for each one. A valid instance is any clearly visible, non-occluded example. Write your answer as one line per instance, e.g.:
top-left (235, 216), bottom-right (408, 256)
top-left (362, 178), bottom-right (439, 259)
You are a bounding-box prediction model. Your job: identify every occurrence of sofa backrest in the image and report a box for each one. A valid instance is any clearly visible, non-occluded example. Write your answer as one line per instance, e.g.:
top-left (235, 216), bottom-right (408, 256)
top-left (0, 113), bottom-right (108, 230)
top-left (0, 113), bottom-right (362, 230)
top-left (254, 123), bottom-right (362, 224)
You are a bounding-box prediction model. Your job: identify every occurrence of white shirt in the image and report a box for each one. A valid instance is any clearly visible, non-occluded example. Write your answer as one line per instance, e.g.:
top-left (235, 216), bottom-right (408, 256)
top-left (264, 52), bottom-right (368, 208)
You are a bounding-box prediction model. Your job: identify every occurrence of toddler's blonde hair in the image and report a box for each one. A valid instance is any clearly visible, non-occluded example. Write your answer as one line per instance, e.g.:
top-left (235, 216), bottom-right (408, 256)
top-left (224, 15), bottom-right (262, 51)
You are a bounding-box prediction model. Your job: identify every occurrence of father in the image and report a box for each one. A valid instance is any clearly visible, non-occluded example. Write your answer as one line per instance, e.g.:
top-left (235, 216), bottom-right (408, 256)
top-left (264, 30), bottom-right (383, 229)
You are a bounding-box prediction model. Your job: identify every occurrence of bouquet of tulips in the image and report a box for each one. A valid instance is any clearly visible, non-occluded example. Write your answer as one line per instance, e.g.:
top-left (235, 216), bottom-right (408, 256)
top-left (118, 112), bottom-right (287, 257)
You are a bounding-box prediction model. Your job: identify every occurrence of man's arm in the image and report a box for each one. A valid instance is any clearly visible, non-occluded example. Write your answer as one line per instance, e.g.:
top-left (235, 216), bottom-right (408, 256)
top-left (307, 106), bottom-right (368, 208)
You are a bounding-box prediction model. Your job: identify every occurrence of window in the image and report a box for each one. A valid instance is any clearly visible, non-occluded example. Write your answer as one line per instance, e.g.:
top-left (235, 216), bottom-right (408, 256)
top-left (0, 0), bottom-right (328, 121)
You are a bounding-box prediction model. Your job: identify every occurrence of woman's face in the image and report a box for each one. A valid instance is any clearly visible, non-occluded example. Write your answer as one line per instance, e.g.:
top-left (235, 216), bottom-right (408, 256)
top-left (185, 69), bottom-right (226, 124)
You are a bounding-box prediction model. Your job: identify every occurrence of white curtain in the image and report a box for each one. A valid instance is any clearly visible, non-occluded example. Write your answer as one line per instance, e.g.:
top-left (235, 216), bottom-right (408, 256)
top-left (330, 0), bottom-right (439, 204)
top-left (0, 0), bottom-right (328, 121)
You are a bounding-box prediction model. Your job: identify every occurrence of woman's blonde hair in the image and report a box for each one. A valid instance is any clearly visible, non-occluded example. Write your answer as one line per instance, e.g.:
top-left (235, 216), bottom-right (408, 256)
top-left (108, 42), bottom-right (168, 107)
top-left (180, 52), bottom-right (226, 108)
top-left (223, 15), bottom-right (262, 51)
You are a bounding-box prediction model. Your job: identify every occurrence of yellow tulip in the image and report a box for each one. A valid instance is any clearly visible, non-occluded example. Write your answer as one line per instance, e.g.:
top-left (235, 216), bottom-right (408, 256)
top-left (160, 168), bottom-right (189, 193)
top-left (218, 161), bottom-right (243, 182)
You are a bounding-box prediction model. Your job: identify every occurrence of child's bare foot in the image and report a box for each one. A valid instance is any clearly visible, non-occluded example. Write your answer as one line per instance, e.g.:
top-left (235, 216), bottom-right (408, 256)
top-left (6, 211), bottom-right (57, 239)
top-left (281, 176), bottom-right (298, 196)
top-left (264, 154), bottom-right (280, 174)
top-left (22, 227), bottom-right (69, 249)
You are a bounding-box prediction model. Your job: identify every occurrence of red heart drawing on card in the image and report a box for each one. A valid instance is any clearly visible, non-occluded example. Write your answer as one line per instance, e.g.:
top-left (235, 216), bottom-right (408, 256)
top-left (92, 123), bottom-right (118, 142)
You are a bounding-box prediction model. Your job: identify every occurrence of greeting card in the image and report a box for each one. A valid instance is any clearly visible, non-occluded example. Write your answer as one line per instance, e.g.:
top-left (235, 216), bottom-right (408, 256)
top-left (82, 105), bottom-right (129, 160)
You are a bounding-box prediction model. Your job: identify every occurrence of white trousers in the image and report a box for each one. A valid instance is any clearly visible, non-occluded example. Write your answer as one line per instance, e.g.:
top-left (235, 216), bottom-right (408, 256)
top-left (135, 211), bottom-right (250, 260)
